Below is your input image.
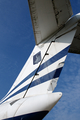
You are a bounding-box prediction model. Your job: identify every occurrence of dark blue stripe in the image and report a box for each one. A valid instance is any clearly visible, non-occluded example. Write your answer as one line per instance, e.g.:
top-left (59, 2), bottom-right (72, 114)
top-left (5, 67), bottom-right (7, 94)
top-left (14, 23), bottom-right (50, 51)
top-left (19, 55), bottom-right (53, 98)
top-left (31, 67), bottom-right (63, 88)
top-left (38, 46), bottom-right (69, 72)
top-left (3, 111), bottom-right (49, 120)
top-left (1, 46), bottom-right (69, 103)
top-left (6, 70), bottom-right (36, 97)
top-left (2, 67), bottom-right (63, 104)
top-left (54, 67), bottom-right (63, 78)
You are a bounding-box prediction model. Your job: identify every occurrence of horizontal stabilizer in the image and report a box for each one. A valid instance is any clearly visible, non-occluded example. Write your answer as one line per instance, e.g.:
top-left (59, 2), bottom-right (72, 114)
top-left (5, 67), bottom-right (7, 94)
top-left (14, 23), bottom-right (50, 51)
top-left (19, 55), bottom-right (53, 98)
top-left (28, 0), bottom-right (73, 44)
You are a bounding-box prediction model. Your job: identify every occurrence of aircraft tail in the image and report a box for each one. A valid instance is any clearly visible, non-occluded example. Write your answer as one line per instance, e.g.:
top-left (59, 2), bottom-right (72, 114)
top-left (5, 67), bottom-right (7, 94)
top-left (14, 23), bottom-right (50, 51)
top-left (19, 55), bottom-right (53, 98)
top-left (1, 1), bottom-right (80, 104)
top-left (0, 19), bottom-right (78, 104)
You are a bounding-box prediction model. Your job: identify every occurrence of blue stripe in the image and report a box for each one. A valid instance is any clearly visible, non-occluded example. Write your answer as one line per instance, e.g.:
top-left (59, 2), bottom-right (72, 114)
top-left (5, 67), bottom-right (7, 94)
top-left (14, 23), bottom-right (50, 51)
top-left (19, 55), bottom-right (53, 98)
top-left (1, 67), bottom-right (63, 104)
top-left (6, 70), bottom-right (36, 98)
top-left (54, 67), bottom-right (63, 78)
top-left (1, 46), bottom-right (69, 103)
top-left (30, 67), bottom-right (63, 88)
top-left (3, 111), bottom-right (48, 120)
top-left (38, 45), bottom-right (70, 72)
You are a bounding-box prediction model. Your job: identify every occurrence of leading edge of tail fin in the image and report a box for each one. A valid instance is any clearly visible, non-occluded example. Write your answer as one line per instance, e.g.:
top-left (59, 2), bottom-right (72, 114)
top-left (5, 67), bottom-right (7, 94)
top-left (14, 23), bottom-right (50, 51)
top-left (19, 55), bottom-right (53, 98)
top-left (0, 20), bottom-right (78, 104)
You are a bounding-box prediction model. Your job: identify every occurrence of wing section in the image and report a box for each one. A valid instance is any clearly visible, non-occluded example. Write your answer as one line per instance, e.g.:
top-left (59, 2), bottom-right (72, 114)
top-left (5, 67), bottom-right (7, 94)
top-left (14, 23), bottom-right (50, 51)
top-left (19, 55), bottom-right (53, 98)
top-left (28, 0), bottom-right (73, 44)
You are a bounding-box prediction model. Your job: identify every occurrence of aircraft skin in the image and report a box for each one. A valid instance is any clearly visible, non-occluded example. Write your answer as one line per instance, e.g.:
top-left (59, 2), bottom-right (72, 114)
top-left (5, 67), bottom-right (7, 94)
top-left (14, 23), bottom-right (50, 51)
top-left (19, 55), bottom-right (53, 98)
top-left (0, 0), bottom-right (80, 120)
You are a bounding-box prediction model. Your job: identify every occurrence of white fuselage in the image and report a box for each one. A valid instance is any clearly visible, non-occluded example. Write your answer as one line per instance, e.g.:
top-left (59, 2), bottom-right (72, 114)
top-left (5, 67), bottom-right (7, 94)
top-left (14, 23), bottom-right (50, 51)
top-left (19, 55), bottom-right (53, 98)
top-left (0, 92), bottom-right (62, 120)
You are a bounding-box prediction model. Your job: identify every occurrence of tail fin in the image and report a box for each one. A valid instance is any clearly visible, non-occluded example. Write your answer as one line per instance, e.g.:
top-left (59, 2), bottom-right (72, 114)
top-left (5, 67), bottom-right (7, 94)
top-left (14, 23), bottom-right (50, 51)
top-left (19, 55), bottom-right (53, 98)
top-left (1, 0), bottom-right (80, 104)
top-left (0, 24), bottom-right (77, 104)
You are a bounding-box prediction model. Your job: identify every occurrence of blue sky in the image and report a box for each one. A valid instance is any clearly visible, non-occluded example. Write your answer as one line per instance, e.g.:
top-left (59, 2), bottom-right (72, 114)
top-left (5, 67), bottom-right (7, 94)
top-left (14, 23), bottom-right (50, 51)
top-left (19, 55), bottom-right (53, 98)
top-left (0, 0), bottom-right (80, 120)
